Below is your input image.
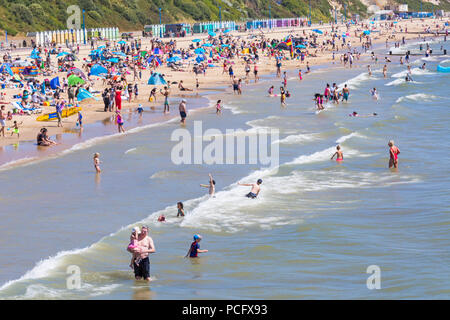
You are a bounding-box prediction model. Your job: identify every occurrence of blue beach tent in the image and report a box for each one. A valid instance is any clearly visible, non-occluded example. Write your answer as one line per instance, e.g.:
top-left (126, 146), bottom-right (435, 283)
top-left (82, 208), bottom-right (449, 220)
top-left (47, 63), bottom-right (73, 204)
top-left (77, 88), bottom-right (99, 101)
top-left (147, 73), bottom-right (167, 85)
top-left (90, 64), bottom-right (108, 76)
top-left (50, 77), bottom-right (60, 89)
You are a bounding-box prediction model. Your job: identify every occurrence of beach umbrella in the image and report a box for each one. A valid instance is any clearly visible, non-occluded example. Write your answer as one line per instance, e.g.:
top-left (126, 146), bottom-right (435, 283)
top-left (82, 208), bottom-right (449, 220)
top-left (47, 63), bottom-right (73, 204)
top-left (202, 43), bottom-right (212, 47)
top-left (153, 48), bottom-right (161, 55)
top-left (221, 44), bottom-right (230, 48)
top-left (118, 40), bottom-right (126, 44)
top-left (147, 73), bottom-right (167, 85)
top-left (194, 48), bottom-right (205, 54)
top-left (208, 31), bottom-right (216, 37)
top-left (192, 39), bottom-right (201, 43)
top-left (295, 44), bottom-right (306, 49)
top-left (223, 29), bottom-right (230, 34)
top-left (312, 29), bottom-right (323, 34)
top-left (90, 64), bottom-right (108, 76)
top-left (112, 51), bottom-right (126, 57)
top-left (56, 52), bottom-right (70, 57)
top-left (67, 74), bottom-right (85, 86)
top-left (363, 30), bottom-right (371, 35)
top-left (68, 68), bottom-right (87, 80)
top-left (77, 88), bottom-right (99, 101)
top-left (108, 58), bottom-right (119, 63)
top-left (208, 64), bottom-right (216, 67)
top-left (98, 45), bottom-right (106, 49)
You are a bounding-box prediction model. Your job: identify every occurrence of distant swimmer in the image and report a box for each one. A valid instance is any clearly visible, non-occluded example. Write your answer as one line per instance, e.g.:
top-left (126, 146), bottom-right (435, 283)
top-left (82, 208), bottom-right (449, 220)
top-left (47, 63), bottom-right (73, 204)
top-left (367, 65), bottom-right (372, 76)
top-left (331, 145), bottom-right (344, 161)
top-left (268, 85), bottom-right (274, 96)
top-left (238, 179), bottom-right (262, 199)
top-left (93, 152), bottom-right (101, 173)
top-left (177, 202), bottom-right (185, 217)
top-left (421, 63), bottom-right (426, 70)
top-left (388, 140), bottom-right (400, 169)
top-left (200, 173), bottom-right (215, 197)
top-left (383, 65), bottom-right (388, 78)
top-left (349, 111), bottom-right (378, 117)
top-left (186, 234), bottom-right (208, 258)
top-left (405, 74), bottom-right (413, 82)
top-left (298, 69), bottom-right (303, 80)
top-left (158, 214), bottom-right (166, 222)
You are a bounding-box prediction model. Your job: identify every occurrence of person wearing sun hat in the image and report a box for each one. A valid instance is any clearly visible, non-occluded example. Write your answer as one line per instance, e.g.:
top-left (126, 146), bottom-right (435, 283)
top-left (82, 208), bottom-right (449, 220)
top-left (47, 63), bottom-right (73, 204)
top-left (185, 234), bottom-right (208, 258)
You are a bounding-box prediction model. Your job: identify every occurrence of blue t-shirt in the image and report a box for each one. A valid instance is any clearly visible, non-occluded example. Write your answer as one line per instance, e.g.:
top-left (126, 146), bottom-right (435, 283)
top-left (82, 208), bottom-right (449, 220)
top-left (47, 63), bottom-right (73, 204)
top-left (189, 241), bottom-right (199, 257)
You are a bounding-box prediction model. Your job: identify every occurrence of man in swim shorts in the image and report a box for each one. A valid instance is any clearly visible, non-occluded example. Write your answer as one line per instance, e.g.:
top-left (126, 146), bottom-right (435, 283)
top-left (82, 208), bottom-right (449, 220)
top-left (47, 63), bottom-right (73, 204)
top-left (179, 99), bottom-right (187, 124)
top-left (238, 179), bottom-right (262, 199)
top-left (342, 85), bottom-right (350, 102)
top-left (127, 226), bottom-right (155, 281)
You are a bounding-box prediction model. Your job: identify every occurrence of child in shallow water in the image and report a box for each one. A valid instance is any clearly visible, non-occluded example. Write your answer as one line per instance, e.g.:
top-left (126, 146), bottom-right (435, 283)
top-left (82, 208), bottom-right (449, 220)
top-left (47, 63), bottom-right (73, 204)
top-left (127, 227), bottom-right (142, 269)
top-left (177, 202), bottom-right (185, 217)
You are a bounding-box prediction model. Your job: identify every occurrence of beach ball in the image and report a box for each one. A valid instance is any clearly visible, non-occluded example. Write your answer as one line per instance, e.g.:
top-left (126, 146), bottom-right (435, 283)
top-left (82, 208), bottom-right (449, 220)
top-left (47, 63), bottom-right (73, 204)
top-left (43, 101), bottom-right (50, 106)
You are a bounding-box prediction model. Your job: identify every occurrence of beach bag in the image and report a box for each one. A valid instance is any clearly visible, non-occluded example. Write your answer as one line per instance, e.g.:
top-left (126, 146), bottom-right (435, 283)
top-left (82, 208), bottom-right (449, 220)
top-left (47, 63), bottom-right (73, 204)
top-left (149, 96), bottom-right (154, 102)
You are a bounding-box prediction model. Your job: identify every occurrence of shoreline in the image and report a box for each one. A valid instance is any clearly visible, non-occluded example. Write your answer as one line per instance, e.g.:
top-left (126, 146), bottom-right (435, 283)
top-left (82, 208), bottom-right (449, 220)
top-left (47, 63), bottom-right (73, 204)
top-left (0, 18), bottom-right (444, 165)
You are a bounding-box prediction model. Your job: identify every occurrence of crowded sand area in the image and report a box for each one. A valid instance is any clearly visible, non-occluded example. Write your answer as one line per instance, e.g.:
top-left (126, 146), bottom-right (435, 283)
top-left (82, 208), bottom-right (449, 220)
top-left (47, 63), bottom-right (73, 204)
top-left (0, 17), bottom-right (446, 148)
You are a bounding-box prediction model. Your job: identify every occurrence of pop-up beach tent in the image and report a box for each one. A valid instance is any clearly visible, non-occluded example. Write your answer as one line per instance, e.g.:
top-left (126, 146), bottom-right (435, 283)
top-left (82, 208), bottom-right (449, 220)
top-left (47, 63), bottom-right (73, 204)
top-left (77, 88), bottom-right (99, 101)
top-left (147, 73), bottom-right (167, 85)
top-left (90, 64), bottom-right (108, 76)
top-left (50, 77), bottom-right (60, 89)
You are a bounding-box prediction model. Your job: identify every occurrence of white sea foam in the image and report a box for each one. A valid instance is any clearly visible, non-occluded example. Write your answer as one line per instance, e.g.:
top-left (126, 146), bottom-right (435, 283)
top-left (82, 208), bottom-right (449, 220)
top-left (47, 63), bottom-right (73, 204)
top-left (391, 67), bottom-right (435, 78)
top-left (124, 147), bottom-right (137, 154)
top-left (272, 133), bottom-right (318, 145)
top-left (338, 72), bottom-right (373, 90)
top-left (395, 93), bottom-right (439, 103)
top-left (385, 78), bottom-right (422, 86)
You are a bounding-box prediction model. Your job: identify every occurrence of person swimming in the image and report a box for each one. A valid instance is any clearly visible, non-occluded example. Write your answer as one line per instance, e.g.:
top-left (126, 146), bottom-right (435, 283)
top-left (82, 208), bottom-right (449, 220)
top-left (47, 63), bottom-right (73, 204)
top-left (238, 179), bottom-right (262, 199)
top-left (349, 111), bottom-right (377, 117)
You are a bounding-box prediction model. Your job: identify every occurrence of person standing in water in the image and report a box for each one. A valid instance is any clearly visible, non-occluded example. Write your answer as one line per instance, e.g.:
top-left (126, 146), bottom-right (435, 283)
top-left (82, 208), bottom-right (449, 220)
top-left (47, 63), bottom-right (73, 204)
top-left (186, 234), bottom-right (208, 258)
top-left (342, 85), bottom-right (350, 102)
top-left (367, 65), bottom-right (372, 76)
top-left (383, 64), bottom-right (388, 78)
top-left (116, 111), bottom-right (125, 133)
top-left (200, 173), bottom-right (215, 197)
top-left (238, 179), bottom-right (262, 199)
top-left (216, 100), bottom-right (222, 115)
top-left (388, 140), bottom-right (400, 169)
top-left (331, 145), bottom-right (343, 161)
top-left (177, 202), bottom-right (185, 217)
top-left (128, 226), bottom-right (155, 281)
top-left (161, 86), bottom-right (170, 113)
top-left (93, 153), bottom-right (101, 173)
top-left (179, 99), bottom-right (187, 125)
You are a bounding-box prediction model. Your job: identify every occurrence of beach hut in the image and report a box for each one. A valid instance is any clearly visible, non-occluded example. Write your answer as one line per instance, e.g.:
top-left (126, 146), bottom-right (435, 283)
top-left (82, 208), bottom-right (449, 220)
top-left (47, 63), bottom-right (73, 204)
top-left (147, 73), bottom-right (167, 85)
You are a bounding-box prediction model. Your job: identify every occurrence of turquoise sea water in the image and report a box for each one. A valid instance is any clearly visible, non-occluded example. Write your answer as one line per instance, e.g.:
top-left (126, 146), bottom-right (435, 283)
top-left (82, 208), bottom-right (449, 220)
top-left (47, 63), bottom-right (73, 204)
top-left (0, 39), bottom-right (449, 299)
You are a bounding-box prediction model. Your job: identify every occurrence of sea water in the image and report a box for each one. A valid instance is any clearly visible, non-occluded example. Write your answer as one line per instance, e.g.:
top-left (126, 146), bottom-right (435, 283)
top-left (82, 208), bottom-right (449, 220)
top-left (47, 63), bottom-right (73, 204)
top-left (0, 40), bottom-right (449, 299)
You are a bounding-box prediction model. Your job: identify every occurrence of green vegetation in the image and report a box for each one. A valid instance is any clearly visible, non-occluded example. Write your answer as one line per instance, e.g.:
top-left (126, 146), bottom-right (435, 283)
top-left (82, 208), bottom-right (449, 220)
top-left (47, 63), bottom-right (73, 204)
top-left (0, 0), bottom-right (447, 35)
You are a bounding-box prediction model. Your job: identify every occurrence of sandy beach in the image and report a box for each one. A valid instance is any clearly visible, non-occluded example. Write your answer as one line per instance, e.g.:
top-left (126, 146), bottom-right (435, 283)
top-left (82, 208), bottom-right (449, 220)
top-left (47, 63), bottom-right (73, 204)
top-left (0, 18), bottom-right (445, 149)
